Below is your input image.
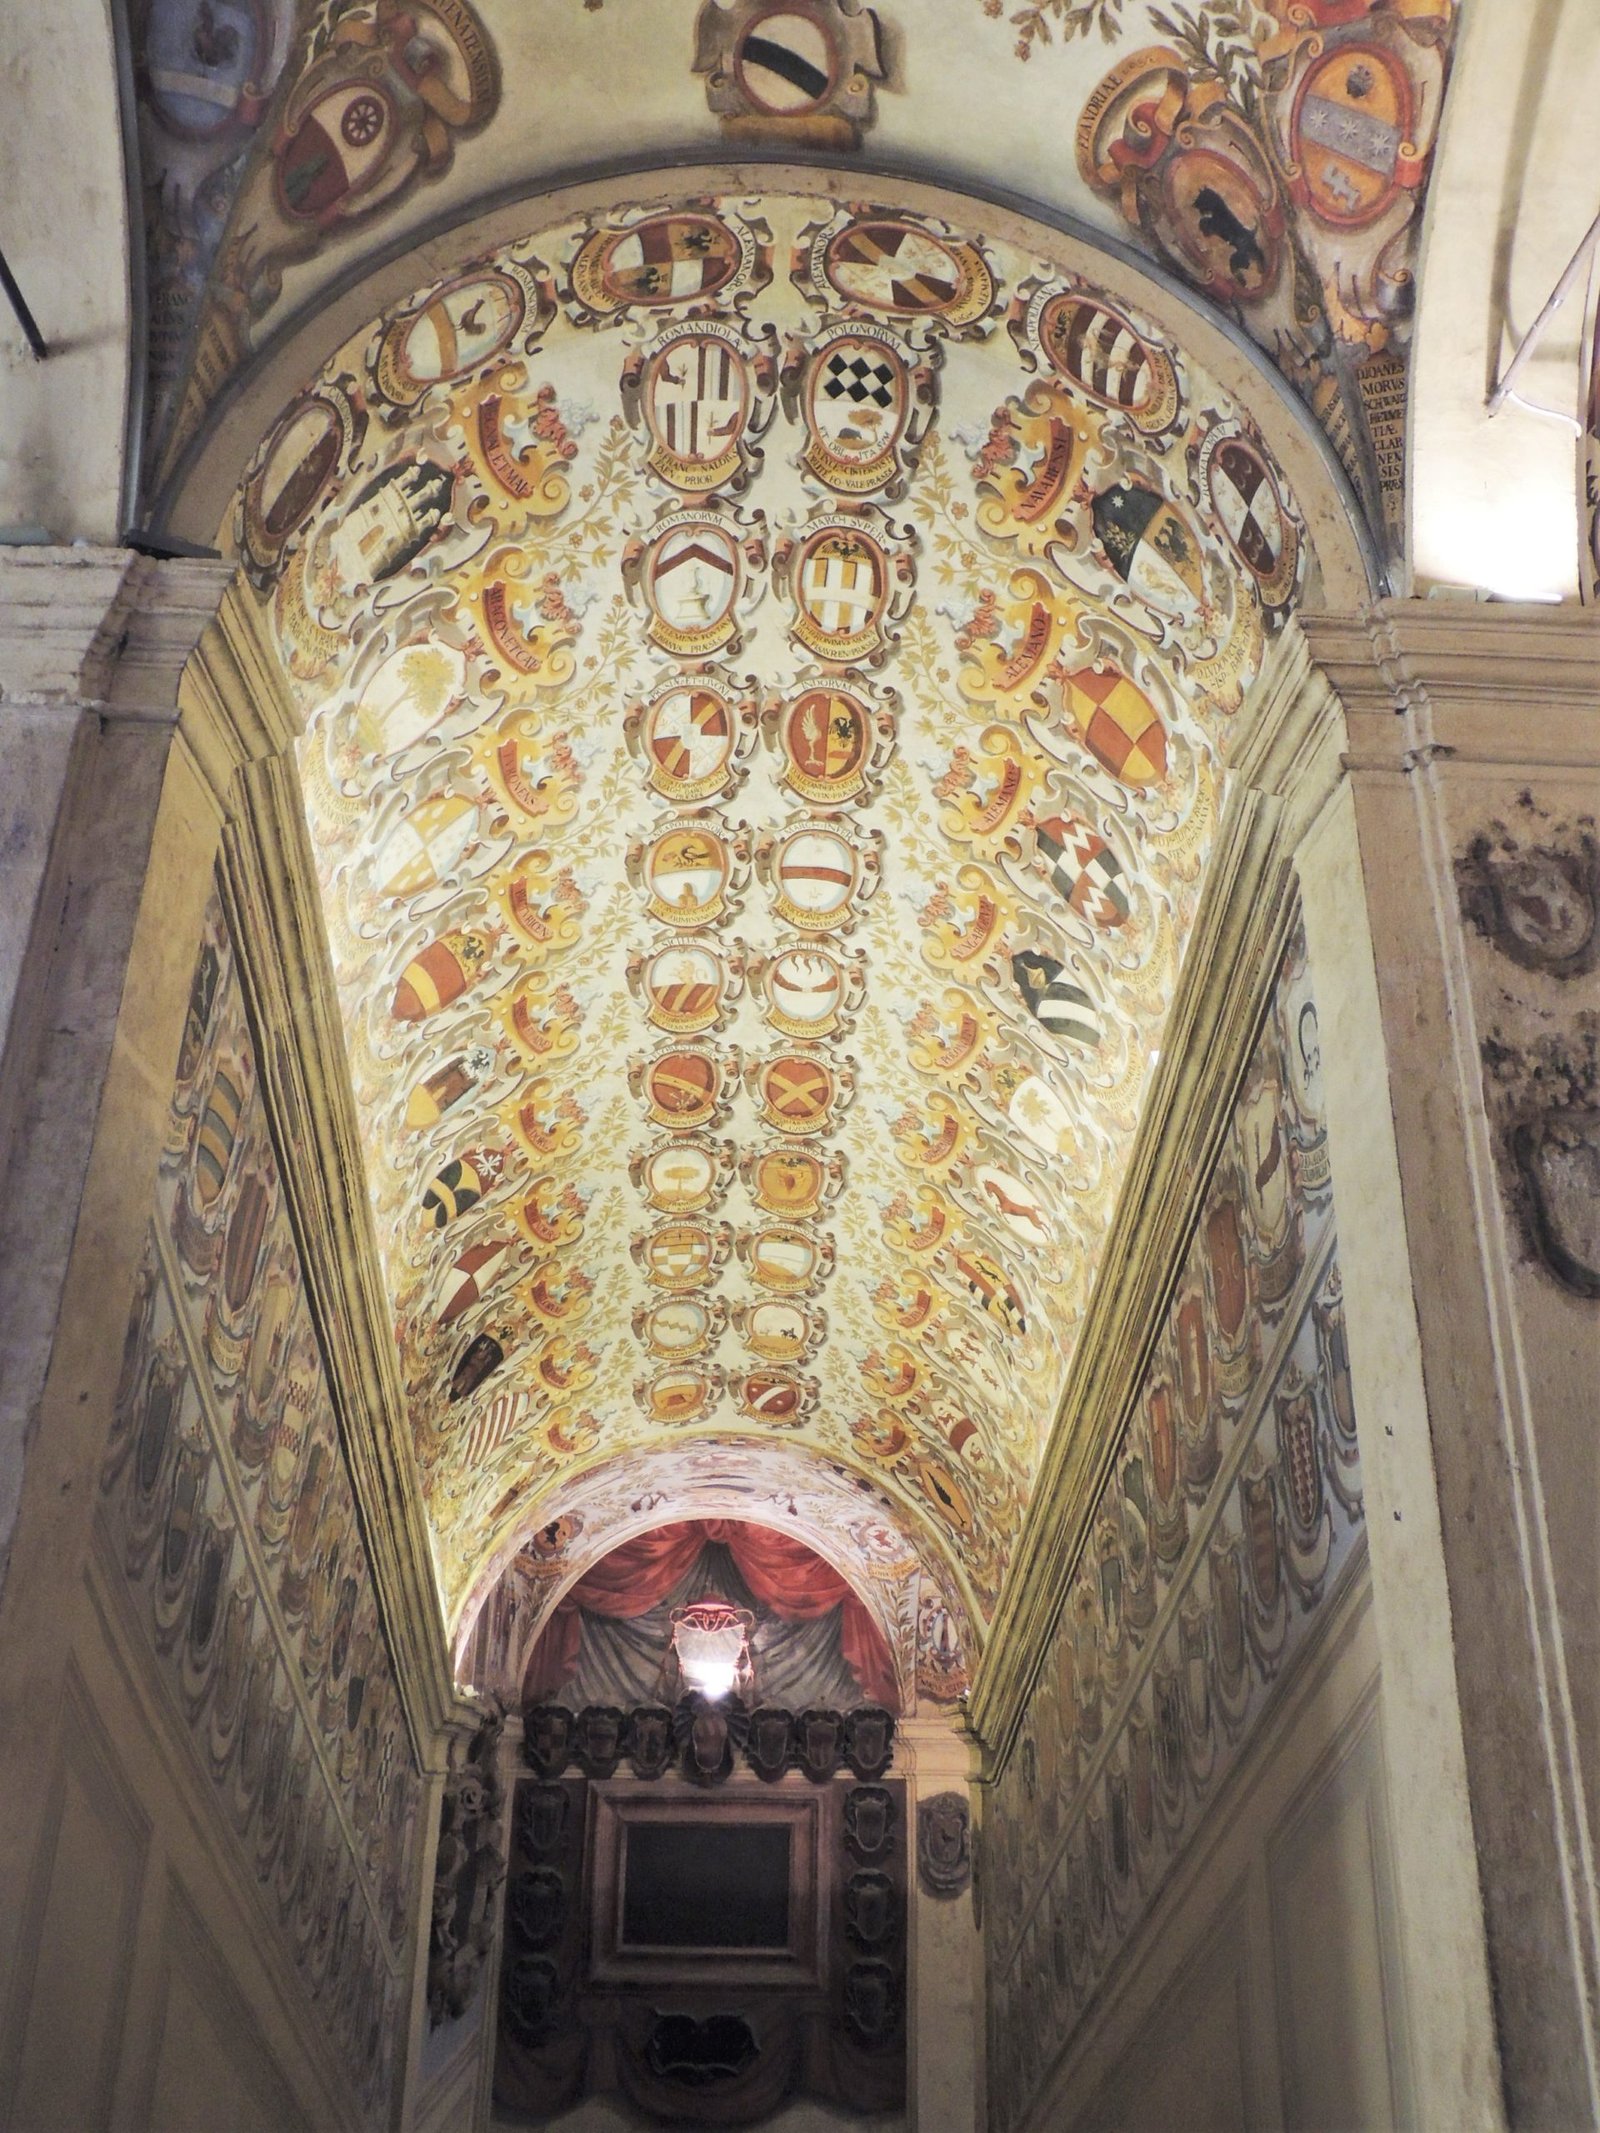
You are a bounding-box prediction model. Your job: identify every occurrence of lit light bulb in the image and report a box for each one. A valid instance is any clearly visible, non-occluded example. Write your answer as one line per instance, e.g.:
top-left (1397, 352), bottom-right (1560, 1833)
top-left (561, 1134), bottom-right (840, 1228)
top-left (682, 1657), bottom-right (738, 1700)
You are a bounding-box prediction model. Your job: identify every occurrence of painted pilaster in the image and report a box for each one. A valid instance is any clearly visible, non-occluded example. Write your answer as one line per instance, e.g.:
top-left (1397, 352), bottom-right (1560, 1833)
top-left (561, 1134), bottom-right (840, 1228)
top-left (1297, 602), bottom-right (1600, 2126)
top-left (0, 546), bottom-right (232, 1591)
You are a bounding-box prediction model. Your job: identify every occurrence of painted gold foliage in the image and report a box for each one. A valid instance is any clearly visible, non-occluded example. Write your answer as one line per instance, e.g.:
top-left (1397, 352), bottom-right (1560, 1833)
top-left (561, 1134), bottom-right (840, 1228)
top-left (235, 190), bottom-right (1299, 1657)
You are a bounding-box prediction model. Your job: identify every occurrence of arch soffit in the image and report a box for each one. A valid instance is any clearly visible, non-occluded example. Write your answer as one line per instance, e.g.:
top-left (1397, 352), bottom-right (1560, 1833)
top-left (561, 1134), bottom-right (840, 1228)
top-left (162, 161), bottom-right (1375, 606)
top-left (452, 1462), bottom-right (948, 1711)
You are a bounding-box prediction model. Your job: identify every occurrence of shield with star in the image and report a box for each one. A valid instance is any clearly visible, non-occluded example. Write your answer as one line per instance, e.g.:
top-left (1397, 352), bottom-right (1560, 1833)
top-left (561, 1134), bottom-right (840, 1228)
top-left (1091, 481), bottom-right (1205, 620)
top-left (1289, 42), bottom-right (1417, 231)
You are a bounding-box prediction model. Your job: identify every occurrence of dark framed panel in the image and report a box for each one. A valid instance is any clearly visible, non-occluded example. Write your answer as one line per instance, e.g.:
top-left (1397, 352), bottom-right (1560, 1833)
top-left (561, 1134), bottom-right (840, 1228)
top-left (588, 1785), bottom-right (826, 1989)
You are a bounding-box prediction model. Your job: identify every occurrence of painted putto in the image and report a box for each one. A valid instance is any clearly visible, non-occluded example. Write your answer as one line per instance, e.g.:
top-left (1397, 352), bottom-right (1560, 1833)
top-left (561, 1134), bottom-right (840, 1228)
top-left (235, 187), bottom-right (1312, 1663)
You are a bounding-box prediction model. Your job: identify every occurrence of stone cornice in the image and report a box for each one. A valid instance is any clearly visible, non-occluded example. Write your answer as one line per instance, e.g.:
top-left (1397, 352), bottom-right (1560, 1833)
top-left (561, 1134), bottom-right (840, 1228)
top-left (1304, 599), bottom-right (1600, 710)
top-left (1302, 601), bottom-right (1600, 766)
top-left (0, 546), bottom-right (233, 716)
top-left (219, 757), bottom-right (471, 1767)
top-left (967, 619), bottom-right (1348, 1767)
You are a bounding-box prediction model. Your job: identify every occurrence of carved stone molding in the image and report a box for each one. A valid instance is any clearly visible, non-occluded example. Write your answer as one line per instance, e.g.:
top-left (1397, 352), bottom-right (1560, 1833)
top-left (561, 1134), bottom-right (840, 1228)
top-left (522, 1697), bottom-right (896, 1785)
top-left (427, 1706), bottom-right (508, 2027)
top-left (1300, 600), bottom-right (1600, 774)
top-left (0, 547), bottom-right (230, 716)
top-left (218, 726), bottom-right (467, 1757)
top-left (967, 774), bottom-right (1305, 1755)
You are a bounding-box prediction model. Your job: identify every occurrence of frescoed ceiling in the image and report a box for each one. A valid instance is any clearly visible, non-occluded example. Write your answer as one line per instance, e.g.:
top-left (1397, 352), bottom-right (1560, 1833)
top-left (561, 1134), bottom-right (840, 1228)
top-left (234, 186), bottom-right (1316, 1684)
top-left (139, 0), bottom-right (1457, 567)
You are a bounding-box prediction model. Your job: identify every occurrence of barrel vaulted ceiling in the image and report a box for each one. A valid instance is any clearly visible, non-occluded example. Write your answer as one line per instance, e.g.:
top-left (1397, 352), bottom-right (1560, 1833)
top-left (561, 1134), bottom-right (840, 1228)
top-left (238, 186), bottom-right (1309, 1679)
top-left (141, 0), bottom-right (1461, 1694)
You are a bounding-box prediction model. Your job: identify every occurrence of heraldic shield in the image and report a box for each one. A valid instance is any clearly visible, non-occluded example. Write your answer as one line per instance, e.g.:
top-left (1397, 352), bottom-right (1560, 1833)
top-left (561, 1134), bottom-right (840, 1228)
top-left (844, 1783), bottom-right (895, 1861)
top-left (917, 1789), bottom-right (972, 1898)
top-left (673, 1692), bottom-right (750, 1786)
top-left (518, 1782), bottom-right (570, 1858)
top-left (746, 1706), bottom-right (795, 1782)
top-left (574, 1704), bottom-right (626, 1778)
top-left (625, 1703), bottom-right (674, 1779)
top-left (844, 1705), bottom-right (896, 1780)
top-left (508, 1864), bottom-right (566, 1952)
top-left (523, 1703), bottom-right (574, 1778)
top-left (843, 1958), bottom-right (900, 2050)
top-left (845, 1869), bottom-right (900, 1952)
top-left (501, 1952), bottom-right (562, 2047)
top-left (797, 1707), bottom-right (845, 1783)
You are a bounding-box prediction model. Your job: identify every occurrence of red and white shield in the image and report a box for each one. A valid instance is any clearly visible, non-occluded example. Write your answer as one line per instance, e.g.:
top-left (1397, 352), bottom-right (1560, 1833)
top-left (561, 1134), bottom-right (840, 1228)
top-left (641, 945), bottom-right (725, 1032)
top-left (645, 1050), bottom-right (720, 1128)
top-left (761, 1053), bottom-right (834, 1133)
top-left (648, 524), bottom-right (739, 636)
top-left (646, 330), bottom-right (749, 467)
top-left (646, 687), bottom-right (734, 788)
top-left (773, 827), bottom-right (858, 925)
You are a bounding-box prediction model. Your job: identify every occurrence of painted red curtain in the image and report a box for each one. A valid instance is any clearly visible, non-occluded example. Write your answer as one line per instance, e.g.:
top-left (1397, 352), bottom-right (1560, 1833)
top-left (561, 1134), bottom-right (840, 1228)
top-left (525, 1519), bottom-right (896, 1707)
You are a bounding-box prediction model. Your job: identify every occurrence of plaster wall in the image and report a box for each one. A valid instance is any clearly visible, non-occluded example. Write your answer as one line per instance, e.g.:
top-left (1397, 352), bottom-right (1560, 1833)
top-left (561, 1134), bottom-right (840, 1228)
top-left (0, 570), bottom-right (440, 2132)
top-left (981, 912), bottom-right (1374, 2130)
top-left (1303, 603), bottom-right (1600, 2122)
top-left (1018, 1566), bottom-right (1407, 2131)
top-left (0, 740), bottom-right (372, 2130)
top-left (0, 5), bottom-right (131, 540)
top-left (1409, 0), bottom-right (1600, 598)
top-left (0, 550), bottom-right (228, 1587)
